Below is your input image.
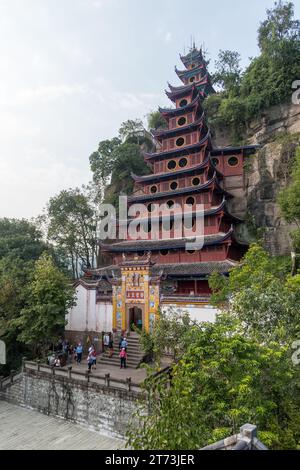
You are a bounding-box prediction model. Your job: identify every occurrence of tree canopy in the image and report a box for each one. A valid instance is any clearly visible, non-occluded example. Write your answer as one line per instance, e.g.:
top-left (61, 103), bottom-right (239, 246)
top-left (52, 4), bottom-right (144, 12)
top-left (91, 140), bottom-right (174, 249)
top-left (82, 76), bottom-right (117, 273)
top-left (205, 1), bottom-right (300, 141)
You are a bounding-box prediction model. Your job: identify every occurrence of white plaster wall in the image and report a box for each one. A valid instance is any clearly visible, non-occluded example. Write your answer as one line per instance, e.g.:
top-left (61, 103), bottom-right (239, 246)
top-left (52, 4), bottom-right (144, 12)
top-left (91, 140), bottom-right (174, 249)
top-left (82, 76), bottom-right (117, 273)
top-left (66, 284), bottom-right (89, 331)
top-left (66, 285), bottom-right (113, 333)
top-left (95, 302), bottom-right (113, 333)
top-left (162, 303), bottom-right (218, 323)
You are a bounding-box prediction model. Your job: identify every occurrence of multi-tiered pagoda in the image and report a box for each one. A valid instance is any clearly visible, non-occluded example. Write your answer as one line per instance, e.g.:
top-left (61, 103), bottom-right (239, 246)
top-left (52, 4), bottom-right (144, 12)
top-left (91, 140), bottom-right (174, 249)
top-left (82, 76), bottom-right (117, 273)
top-left (68, 46), bottom-right (258, 337)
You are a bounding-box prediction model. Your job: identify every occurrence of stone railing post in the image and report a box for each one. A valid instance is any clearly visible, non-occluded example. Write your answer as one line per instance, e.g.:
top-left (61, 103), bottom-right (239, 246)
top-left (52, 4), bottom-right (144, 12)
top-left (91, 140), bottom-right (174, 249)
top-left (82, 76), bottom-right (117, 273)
top-left (126, 377), bottom-right (132, 391)
top-left (86, 371), bottom-right (90, 383)
top-left (239, 423), bottom-right (257, 449)
top-left (22, 357), bottom-right (27, 372)
top-left (105, 373), bottom-right (110, 387)
top-left (68, 366), bottom-right (72, 379)
top-left (10, 370), bottom-right (16, 384)
top-left (37, 360), bottom-right (41, 372)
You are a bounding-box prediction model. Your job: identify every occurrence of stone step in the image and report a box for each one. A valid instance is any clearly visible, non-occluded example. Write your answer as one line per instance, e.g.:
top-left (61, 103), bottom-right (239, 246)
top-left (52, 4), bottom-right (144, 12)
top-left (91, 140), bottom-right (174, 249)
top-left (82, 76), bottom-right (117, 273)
top-left (99, 359), bottom-right (141, 368)
top-left (99, 353), bottom-right (143, 366)
top-left (99, 360), bottom-right (141, 369)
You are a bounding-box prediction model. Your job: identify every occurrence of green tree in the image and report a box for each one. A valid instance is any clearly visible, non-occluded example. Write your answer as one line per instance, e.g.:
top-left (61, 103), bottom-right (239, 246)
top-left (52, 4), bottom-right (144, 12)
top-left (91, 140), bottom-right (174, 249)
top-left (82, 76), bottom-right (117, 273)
top-left (16, 253), bottom-right (75, 356)
top-left (46, 187), bottom-right (98, 277)
top-left (209, 244), bottom-right (297, 341)
top-left (0, 218), bottom-right (47, 261)
top-left (0, 218), bottom-right (56, 373)
top-left (89, 137), bottom-right (121, 197)
top-left (104, 142), bottom-right (150, 207)
top-left (213, 50), bottom-right (241, 95)
top-left (258, 0), bottom-right (300, 52)
top-left (278, 148), bottom-right (300, 251)
top-left (147, 110), bottom-right (168, 130)
top-left (119, 119), bottom-right (144, 143)
top-left (128, 313), bottom-right (300, 450)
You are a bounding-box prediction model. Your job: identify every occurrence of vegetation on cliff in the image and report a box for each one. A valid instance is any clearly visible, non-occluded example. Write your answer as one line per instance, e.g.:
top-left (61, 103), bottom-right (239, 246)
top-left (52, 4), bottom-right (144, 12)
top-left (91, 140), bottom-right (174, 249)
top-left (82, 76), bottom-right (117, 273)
top-left (204, 1), bottom-right (300, 141)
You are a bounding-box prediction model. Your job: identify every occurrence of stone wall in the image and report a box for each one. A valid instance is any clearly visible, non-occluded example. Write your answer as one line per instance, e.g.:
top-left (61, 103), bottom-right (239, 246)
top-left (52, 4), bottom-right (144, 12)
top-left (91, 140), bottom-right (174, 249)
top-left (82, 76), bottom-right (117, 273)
top-left (214, 102), bottom-right (300, 255)
top-left (0, 369), bottom-right (143, 439)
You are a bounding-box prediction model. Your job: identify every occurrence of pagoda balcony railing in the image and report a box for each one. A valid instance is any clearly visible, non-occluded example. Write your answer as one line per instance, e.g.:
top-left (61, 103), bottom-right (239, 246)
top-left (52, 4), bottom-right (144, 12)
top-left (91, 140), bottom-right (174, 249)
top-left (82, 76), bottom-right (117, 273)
top-left (161, 293), bottom-right (211, 303)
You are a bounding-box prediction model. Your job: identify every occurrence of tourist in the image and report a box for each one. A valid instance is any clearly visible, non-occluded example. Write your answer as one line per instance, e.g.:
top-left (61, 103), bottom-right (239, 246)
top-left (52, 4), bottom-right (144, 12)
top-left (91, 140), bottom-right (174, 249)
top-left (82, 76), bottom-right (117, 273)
top-left (91, 346), bottom-right (97, 370)
top-left (67, 344), bottom-right (73, 364)
top-left (87, 353), bottom-right (93, 372)
top-left (104, 333), bottom-right (110, 351)
top-left (76, 342), bottom-right (83, 364)
top-left (108, 335), bottom-right (114, 358)
top-left (119, 347), bottom-right (127, 369)
top-left (121, 337), bottom-right (128, 351)
top-left (54, 357), bottom-right (61, 367)
top-left (48, 353), bottom-right (55, 366)
top-left (118, 335), bottom-right (123, 351)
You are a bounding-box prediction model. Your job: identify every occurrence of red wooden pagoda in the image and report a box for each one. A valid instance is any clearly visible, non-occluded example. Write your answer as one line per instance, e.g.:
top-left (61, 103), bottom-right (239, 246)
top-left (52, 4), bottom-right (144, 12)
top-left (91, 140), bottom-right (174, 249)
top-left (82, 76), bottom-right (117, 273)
top-left (92, 46), bottom-right (258, 331)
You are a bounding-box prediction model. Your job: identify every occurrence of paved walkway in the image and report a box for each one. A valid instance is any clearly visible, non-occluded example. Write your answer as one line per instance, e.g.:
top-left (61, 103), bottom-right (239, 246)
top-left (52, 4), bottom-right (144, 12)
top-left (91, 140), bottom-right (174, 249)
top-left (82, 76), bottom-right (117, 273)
top-left (0, 401), bottom-right (126, 450)
top-left (70, 359), bottom-right (148, 383)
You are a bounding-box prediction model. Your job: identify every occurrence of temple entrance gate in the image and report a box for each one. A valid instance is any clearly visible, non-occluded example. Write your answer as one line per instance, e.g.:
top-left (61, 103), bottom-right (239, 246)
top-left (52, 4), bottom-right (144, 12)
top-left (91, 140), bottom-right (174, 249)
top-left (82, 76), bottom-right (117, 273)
top-left (112, 254), bottom-right (160, 333)
top-left (128, 306), bottom-right (143, 331)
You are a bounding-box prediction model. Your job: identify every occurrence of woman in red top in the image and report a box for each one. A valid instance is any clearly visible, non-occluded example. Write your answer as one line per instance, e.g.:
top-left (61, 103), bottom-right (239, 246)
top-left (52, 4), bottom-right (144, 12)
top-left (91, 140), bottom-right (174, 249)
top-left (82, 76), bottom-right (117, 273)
top-left (119, 347), bottom-right (127, 369)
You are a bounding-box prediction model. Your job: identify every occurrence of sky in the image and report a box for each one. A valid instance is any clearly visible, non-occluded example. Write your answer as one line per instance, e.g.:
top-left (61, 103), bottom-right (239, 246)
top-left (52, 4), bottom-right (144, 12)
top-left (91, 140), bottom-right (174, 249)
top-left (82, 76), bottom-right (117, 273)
top-left (0, 0), bottom-right (299, 219)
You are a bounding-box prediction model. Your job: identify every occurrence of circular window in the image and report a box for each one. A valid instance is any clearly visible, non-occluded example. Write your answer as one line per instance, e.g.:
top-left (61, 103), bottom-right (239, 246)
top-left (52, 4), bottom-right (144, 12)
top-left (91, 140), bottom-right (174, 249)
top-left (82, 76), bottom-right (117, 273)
top-left (212, 157), bottom-right (219, 167)
top-left (187, 249), bottom-right (195, 254)
top-left (186, 196), bottom-right (195, 206)
top-left (179, 157), bottom-right (187, 168)
top-left (179, 98), bottom-right (188, 107)
top-left (167, 160), bottom-right (176, 170)
top-left (166, 200), bottom-right (174, 209)
top-left (228, 156), bottom-right (239, 167)
top-left (190, 63), bottom-right (196, 69)
top-left (160, 249), bottom-right (169, 256)
top-left (170, 181), bottom-right (178, 191)
top-left (147, 203), bottom-right (154, 212)
top-left (177, 116), bottom-right (186, 126)
top-left (192, 177), bottom-right (200, 186)
top-left (189, 76), bottom-right (195, 83)
top-left (150, 185), bottom-right (157, 194)
top-left (138, 251), bottom-right (145, 257)
top-left (176, 137), bottom-right (185, 147)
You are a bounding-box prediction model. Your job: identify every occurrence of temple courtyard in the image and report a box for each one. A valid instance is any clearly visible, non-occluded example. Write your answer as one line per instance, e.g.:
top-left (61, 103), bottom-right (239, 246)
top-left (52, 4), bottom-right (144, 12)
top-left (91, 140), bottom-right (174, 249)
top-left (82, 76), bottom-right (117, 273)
top-left (0, 401), bottom-right (126, 450)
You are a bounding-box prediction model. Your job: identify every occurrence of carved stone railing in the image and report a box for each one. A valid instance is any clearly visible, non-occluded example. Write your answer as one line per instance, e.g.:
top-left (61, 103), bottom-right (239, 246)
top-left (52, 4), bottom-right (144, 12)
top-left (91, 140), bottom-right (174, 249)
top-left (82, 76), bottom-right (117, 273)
top-left (22, 361), bottom-right (142, 394)
top-left (0, 369), bottom-right (22, 391)
top-left (201, 424), bottom-right (268, 450)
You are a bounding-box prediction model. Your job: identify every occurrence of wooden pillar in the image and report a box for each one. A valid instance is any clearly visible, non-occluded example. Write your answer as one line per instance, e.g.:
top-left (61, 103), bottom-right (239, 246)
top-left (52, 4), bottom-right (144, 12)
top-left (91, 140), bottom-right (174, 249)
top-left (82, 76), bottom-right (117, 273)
top-left (121, 273), bottom-right (126, 332)
top-left (112, 286), bottom-right (117, 330)
top-left (144, 271), bottom-right (150, 332)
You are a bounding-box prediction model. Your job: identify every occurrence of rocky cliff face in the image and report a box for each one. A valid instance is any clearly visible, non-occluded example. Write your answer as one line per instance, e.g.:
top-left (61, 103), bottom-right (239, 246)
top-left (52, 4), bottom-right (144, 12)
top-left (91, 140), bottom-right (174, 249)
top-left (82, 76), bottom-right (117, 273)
top-left (214, 103), bottom-right (300, 255)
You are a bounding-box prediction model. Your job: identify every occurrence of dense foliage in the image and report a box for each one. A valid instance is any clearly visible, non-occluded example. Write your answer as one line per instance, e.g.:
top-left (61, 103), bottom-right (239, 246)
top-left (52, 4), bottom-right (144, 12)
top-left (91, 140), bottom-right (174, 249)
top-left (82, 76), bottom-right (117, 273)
top-left (15, 253), bottom-right (75, 356)
top-left (205, 1), bottom-right (300, 141)
top-left (278, 147), bottom-right (300, 251)
top-left (89, 119), bottom-right (152, 208)
top-left (45, 186), bottom-right (99, 277)
top-left (127, 245), bottom-right (300, 450)
top-left (0, 219), bottom-right (74, 373)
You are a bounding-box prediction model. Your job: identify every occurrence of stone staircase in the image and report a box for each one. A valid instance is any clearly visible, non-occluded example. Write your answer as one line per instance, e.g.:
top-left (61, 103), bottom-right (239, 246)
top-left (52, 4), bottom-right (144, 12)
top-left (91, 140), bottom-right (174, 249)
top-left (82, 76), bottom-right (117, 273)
top-left (98, 332), bottom-right (144, 368)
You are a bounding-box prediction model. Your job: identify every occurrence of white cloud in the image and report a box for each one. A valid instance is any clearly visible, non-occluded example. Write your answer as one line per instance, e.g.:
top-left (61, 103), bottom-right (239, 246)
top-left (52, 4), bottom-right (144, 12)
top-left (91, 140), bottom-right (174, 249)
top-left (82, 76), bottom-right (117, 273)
top-left (16, 84), bottom-right (87, 105)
